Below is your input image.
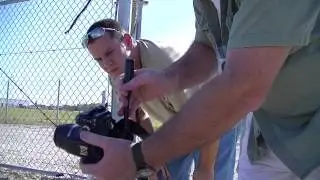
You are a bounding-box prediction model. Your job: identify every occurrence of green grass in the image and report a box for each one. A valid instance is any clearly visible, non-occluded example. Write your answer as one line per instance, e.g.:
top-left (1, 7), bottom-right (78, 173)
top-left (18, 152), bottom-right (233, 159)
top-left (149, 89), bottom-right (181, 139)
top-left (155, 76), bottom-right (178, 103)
top-left (0, 107), bottom-right (164, 130)
top-left (0, 107), bottom-right (79, 125)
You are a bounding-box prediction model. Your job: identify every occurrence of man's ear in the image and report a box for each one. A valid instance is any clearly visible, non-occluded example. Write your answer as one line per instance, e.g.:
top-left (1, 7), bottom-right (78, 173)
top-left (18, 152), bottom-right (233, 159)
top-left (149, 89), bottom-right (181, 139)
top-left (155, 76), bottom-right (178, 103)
top-left (122, 33), bottom-right (133, 49)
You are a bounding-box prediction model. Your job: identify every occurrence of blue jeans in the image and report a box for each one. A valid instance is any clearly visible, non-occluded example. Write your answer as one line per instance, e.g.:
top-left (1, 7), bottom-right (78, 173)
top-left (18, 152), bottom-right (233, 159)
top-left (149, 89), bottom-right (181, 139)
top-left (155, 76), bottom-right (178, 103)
top-left (215, 122), bottom-right (245, 180)
top-left (166, 150), bottom-right (200, 180)
top-left (164, 123), bottom-right (243, 180)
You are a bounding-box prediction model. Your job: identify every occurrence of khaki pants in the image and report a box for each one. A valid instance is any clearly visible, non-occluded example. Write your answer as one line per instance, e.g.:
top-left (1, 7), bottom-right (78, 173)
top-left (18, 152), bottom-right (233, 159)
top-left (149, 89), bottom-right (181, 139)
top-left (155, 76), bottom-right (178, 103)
top-left (238, 114), bottom-right (320, 180)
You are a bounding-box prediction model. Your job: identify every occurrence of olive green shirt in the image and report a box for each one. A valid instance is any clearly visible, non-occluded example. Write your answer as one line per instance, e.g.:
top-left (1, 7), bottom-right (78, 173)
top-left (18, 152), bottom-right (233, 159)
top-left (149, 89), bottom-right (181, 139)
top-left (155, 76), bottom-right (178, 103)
top-left (193, 0), bottom-right (320, 178)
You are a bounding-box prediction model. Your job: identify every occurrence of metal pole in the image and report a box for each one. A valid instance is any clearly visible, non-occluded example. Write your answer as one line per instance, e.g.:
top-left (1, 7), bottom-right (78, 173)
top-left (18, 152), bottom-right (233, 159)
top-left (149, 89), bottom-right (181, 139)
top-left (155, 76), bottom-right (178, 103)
top-left (101, 90), bottom-right (106, 105)
top-left (130, 0), bottom-right (137, 36)
top-left (111, 0), bottom-right (132, 121)
top-left (107, 78), bottom-right (111, 111)
top-left (135, 0), bottom-right (147, 39)
top-left (5, 81), bottom-right (9, 123)
top-left (56, 79), bottom-right (60, 122)
top-left (117, 0), bottom-right (132, 32)
top-left (131, 0), bottom-right (148, 39)
top-left (114, 0), bottom-right (119, 20)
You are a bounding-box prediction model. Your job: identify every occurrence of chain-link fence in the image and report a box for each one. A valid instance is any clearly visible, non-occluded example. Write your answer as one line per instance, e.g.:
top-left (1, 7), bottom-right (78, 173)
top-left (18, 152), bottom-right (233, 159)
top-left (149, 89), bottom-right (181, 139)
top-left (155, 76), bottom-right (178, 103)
top-left (0, 0), bottom-right (117, 178)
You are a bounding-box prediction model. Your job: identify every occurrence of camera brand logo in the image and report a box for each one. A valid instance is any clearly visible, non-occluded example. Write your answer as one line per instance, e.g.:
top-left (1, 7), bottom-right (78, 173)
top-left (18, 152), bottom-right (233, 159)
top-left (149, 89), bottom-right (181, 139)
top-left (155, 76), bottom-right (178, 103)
top-left (79, 145), bottom-right (88, 156)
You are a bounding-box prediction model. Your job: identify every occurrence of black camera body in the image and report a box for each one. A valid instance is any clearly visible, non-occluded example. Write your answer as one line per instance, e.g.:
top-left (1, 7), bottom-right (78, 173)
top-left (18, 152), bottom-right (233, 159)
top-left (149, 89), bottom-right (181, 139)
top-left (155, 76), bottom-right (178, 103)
top-left (53, 58), bottom-right (149, 164)
top-left (54, 105), bottom-right (118, 164)
top-left (53, 104), bottom-right (148, 164)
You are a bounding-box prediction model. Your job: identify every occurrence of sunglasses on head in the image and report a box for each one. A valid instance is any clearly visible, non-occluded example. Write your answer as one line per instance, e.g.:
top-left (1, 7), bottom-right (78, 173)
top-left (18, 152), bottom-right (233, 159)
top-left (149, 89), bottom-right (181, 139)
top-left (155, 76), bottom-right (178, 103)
top-left (81, 27), bottom-right (123, 48)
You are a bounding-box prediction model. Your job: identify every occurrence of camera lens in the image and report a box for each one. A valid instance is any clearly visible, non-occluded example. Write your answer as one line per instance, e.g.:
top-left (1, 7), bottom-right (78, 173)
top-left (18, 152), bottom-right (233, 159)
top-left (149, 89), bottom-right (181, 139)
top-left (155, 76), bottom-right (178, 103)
top-left (53, 124), bottom-right (82, 149)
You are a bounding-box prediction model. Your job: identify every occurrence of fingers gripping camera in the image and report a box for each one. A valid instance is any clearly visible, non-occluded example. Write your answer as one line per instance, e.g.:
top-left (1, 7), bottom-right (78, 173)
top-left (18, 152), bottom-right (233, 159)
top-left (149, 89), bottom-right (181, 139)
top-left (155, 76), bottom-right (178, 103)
top-left (53, 105), bottom-right (116, 164)
top-left (53, 58), bottom-right (149, 164)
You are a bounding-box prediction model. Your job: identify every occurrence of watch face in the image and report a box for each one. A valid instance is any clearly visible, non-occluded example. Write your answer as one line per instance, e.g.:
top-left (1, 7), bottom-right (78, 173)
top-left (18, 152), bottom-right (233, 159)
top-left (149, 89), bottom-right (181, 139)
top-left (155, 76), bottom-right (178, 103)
top-left (136, 168), bottom-right (154, 178)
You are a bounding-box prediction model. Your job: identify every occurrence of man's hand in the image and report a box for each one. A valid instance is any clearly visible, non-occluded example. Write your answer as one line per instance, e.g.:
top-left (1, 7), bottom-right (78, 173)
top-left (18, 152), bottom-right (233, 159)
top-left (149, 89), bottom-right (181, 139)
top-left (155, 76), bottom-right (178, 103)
top-left (79, 131), bottom-right (136, 180)
top-left (115, 68), bottom-right (174, 117)
top-left (115, 42), bottom-right (216, 117)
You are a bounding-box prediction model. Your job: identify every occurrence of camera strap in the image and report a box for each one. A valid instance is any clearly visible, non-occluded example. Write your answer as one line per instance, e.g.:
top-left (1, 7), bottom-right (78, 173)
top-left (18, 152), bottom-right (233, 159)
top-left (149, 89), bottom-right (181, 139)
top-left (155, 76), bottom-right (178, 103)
top-left (123, 58), bottom-right (135, 135)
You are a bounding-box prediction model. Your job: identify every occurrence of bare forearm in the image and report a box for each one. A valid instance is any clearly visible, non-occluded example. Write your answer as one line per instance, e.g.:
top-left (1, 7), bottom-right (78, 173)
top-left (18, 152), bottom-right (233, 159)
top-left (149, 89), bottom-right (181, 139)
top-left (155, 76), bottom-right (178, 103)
top-left (141, 46), bottom-right (289, 169)
top-left (164, 42), bottom-right (217, 92)
top-left (198, 140), bottom-right (219, 171)
top-left (141, 73), bottom-right (251, 169)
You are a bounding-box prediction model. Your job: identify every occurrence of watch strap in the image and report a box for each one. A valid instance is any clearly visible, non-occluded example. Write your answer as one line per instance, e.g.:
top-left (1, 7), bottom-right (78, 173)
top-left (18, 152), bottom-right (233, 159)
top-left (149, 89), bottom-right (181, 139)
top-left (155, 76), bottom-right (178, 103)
top-left (132, 142), bottom-right (147, 170)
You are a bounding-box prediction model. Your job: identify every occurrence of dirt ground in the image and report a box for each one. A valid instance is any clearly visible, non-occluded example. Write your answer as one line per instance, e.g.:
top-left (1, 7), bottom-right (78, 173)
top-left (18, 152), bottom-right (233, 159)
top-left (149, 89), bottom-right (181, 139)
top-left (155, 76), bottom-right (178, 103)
top-left (0, 167), bottom-right (72, 180)
top-left (0, 124), bottom-right (85, 179)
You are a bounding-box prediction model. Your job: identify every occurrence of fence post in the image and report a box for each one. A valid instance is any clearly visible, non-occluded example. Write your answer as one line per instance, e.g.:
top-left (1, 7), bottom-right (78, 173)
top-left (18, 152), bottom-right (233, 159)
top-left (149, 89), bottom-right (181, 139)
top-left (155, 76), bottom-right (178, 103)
top-left (111, 0), bottom-right (132, 121)
top-left (5, 81), bottom-right (9, 123)
top-left (56, 79), bottom-right (61, 122)
top-left (117, 0), bottom-right (131, 32)
top-left (101, 90), bottom-right (106, 105)
top-left (135, 0), bottom-right (148, 39)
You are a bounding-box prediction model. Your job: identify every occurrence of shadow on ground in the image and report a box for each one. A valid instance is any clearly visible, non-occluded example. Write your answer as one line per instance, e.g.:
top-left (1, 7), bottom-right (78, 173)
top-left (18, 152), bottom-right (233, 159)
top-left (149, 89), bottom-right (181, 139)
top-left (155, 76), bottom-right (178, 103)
top-left (0, 167), bottom-right (78, 180)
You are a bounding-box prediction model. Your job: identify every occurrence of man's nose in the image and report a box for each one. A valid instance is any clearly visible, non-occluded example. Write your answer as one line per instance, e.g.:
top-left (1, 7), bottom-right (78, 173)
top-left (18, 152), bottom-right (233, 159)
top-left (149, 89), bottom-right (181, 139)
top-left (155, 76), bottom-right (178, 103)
top-left (103, 58), bottom-right (113, 66)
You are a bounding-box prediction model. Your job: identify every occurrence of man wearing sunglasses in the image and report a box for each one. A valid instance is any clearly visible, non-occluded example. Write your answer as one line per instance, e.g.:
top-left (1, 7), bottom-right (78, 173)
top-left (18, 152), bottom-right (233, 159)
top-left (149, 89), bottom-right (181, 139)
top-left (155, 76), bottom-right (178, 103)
top-left (80, 19), bottom-right (219, 180)
top-left (79, 0), bottom-right (320, 179)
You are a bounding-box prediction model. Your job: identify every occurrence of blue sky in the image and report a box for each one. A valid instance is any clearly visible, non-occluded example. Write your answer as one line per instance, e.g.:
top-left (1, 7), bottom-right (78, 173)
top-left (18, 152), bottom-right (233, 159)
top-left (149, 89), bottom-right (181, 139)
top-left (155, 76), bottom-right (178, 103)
top-left (141, 0), bottom-right (195, 54)
top-left (0, 0), bottom-right (195, 106)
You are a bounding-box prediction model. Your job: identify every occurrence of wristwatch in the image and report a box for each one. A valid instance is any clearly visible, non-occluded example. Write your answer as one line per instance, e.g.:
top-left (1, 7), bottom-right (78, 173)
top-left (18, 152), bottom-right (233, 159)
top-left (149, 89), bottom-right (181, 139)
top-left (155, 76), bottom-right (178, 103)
top-left (131, 142), bottom-right (156, 178)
